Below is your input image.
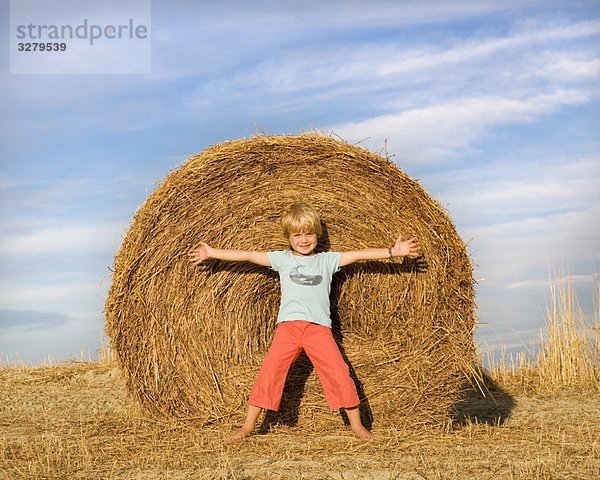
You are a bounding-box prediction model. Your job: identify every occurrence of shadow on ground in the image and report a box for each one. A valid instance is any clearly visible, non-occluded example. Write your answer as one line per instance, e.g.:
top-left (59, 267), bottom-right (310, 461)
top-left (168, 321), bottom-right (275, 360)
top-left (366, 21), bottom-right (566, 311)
top-left (258, 361), bottom-right (516, 432)
top-left (452, 368), bottom-right (516, 426)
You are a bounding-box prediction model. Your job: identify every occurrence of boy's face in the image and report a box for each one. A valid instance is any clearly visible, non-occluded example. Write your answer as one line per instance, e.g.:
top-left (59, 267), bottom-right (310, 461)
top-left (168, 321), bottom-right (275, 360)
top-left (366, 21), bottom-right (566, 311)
top-left (289, 230), bottom-right (318, 256)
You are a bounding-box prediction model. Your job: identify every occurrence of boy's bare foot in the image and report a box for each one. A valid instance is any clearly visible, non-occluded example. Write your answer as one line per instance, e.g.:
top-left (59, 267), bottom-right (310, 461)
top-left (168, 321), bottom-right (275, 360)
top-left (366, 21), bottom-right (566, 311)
top-left (352, 426), bottom-right (373, 440)
top-left (227, 427), bottom-right (253, 443)
top-left (227, 405), bottom-right (262, 443)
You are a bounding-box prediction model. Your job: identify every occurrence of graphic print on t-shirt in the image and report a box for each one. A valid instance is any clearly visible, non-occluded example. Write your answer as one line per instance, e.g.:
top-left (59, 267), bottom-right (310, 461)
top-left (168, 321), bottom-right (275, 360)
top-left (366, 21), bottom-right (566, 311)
top-left (289, 264), bottom-right (323, 286)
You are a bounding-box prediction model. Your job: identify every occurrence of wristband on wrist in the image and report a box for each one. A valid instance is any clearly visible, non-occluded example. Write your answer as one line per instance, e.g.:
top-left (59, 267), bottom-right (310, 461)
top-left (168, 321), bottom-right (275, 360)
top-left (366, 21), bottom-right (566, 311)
top-left (388, 247), bottom-right (394, 258)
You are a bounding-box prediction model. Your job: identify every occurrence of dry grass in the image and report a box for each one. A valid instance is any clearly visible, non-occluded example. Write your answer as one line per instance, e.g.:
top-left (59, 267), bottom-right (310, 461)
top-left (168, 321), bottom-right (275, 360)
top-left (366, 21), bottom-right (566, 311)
top-left (2, 273), bottom-right (599, 479)
top-left (484, 273), bottom-right (599, 394)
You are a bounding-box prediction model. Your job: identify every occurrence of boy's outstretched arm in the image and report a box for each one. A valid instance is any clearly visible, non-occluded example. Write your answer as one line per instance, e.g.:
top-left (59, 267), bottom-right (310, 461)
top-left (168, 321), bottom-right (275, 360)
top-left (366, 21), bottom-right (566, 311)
top-left (188, 242), bottom-right (271, 267)
top-left (339, 234), bottom-right (420, 267)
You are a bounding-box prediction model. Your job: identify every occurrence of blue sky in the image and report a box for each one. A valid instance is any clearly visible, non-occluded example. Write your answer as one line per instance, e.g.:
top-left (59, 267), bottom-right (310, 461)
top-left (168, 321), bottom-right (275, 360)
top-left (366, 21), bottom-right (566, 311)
top-left (1, 0), bottom-right (599, 364)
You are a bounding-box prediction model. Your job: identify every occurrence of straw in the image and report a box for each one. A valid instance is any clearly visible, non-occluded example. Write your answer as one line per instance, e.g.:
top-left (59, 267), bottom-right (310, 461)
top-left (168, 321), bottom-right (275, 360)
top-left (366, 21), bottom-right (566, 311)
top-left (104, 132), bottom-right (476, 428)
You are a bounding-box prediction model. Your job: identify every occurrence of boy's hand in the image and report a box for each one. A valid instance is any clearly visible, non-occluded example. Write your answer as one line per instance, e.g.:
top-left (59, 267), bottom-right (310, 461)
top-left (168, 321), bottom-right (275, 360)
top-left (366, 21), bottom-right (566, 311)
top-left (188, 242), bottom-right (213, 265)
top-left (392, 234), bottom-right (421, 258)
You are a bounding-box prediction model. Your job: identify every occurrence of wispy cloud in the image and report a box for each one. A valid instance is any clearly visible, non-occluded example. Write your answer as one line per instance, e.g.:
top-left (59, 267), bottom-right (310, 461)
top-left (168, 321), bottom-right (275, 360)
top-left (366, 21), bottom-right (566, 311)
top-left (0, 281), bottom-right (107, 312)
top-left (429, 154), bottom-right (600, 224)
top-left (465, 205), bottom-right (600, 284)
top-left (146, 1), bottom-right (541, 90)
top-left (331, 90), bottom-right (593, 163)
top-left (183, 17), bottom-right (600, 111)
top-left (0, 217), bottom-right (120, 314)
top-left (0, 222), bottom-right (123, 257)
top-left (539, 55), bottom-right (600, 82)
top-left (0, 309), bottom-right (70, 331)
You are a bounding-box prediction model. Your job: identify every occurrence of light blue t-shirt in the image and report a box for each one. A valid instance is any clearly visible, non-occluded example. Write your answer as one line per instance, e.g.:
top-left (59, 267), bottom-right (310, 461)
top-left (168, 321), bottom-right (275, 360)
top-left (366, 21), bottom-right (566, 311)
top-left (267, 250), bottom-right (342, 328)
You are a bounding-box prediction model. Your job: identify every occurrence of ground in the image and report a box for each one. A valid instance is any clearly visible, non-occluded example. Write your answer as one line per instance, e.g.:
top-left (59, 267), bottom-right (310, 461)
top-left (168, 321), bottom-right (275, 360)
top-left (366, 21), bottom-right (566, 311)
top-left (1, 362), bottom-right (599, 479)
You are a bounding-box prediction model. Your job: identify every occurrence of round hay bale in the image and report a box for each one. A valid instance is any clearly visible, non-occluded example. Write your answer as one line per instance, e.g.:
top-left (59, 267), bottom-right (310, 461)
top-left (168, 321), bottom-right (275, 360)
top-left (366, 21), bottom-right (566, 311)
top-left (105, 133), bottom-right (475, 429)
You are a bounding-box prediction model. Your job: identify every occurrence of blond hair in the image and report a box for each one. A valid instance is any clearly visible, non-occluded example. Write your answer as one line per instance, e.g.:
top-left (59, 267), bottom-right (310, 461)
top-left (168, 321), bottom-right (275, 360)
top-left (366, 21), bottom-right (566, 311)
top-left (280, 203), bottom-right (323, 238)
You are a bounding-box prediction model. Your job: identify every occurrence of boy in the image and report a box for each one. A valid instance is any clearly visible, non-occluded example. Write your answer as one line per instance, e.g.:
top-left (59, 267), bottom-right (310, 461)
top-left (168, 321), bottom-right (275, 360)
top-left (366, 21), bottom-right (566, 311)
top-left (189, 203), bottom-right (420, 441)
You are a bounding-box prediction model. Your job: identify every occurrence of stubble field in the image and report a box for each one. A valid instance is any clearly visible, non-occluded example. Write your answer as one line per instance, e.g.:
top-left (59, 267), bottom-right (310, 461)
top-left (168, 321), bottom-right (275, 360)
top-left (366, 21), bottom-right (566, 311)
top-left (1, 358), bottom-right (599, 479)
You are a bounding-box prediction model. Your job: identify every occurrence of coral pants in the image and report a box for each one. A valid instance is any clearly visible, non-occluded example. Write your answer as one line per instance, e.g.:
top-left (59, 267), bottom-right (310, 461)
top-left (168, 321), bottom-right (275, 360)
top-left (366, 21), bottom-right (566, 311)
top-left (249, 320), bottom-right (360, 411)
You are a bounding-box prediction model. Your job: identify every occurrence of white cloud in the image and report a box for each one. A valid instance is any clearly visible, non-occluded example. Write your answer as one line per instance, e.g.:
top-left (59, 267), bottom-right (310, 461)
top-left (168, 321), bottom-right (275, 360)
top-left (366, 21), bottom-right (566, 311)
top-left (465, 205), bottom-right (600, 285)
top-left (0, 281), bottom-right (106, 313)
top-left (426, 151), bottom-right (598, 292)
top-left (369, 20), bottom-right (600, 79)
top-left (432, 155), bottom-right (600, 224)
top-left (183, 17), bottom-right (600, 112)
top-left (540, 56), bottom-right (600, 82)
top-left (0, 222), bottom-right (123, 258)
top-left (262, 0), bottom-right (549, 29)
top-left (331, 90), bottom-right (592, 163)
